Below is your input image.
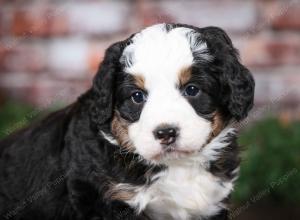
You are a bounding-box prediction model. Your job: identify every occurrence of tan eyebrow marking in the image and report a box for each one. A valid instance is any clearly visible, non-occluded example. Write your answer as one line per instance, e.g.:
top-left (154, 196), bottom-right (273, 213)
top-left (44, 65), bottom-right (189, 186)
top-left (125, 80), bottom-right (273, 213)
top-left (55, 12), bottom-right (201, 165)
top-left (133, 74), bottom-right (145, 90)
top-left (179, 67), bottom-right (192, 86)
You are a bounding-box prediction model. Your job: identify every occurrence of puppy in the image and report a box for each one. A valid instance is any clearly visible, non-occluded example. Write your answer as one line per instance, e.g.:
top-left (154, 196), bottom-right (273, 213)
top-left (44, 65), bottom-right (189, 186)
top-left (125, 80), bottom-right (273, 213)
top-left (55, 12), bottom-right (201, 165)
top-left (0, 23), bottom-right (254, 220)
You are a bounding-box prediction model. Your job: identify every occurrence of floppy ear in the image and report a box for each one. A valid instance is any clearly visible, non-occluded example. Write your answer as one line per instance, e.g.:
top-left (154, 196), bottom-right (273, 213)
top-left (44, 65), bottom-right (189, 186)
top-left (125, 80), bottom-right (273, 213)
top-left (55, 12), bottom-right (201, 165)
top-left (89, 41), bottom-right (125, 126)
top-left (202, 27), bottom-right (255, 121)
top-left (223, 58), bottom-right (255, 121)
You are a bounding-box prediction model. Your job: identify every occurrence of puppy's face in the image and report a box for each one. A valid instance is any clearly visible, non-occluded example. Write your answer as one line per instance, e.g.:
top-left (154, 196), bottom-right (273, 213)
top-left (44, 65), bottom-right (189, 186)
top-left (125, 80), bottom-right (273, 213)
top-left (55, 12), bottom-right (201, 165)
top-left (94, 24), bottom-right (254, 164)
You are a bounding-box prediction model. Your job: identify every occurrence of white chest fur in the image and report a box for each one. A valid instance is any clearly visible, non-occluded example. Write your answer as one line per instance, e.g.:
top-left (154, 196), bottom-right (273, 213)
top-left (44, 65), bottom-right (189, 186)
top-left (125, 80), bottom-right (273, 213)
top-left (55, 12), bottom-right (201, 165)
top-left (127, 162), bottom-right (233, 220)
top-left (116, 128), bottom-right (237, 220)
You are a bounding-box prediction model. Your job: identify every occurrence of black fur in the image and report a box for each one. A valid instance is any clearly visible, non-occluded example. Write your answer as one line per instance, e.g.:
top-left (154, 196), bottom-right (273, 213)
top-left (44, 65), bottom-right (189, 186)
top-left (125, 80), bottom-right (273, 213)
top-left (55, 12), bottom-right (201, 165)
top-left (0, 24), bottom-right (254, 220)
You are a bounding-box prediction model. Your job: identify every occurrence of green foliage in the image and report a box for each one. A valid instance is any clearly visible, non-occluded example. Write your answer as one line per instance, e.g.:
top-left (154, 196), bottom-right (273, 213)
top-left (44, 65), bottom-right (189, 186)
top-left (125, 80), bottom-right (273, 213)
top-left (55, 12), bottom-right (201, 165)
top-left (0, 101), bottom-right (66, 140)
top-left (0, 101), bottom-right (37, 139)
top-left (234, 118), bottom-right (300, 204)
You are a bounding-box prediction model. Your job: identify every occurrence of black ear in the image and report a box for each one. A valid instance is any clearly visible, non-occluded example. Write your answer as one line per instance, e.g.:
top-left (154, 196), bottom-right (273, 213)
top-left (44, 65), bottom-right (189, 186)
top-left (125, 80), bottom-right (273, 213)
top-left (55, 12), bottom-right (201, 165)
top-left (224, 59), bottom-right (255, 121)
top-left (89, 41), bottom-right (125, 126)
top-left (202, 27), bottom-right (255, 121)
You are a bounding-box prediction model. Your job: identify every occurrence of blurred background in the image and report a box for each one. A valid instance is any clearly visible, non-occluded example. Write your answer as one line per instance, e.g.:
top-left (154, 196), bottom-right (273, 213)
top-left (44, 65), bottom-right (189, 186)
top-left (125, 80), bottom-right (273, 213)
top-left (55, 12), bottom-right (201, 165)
top-left (0, 0), bottom-right (299, 219)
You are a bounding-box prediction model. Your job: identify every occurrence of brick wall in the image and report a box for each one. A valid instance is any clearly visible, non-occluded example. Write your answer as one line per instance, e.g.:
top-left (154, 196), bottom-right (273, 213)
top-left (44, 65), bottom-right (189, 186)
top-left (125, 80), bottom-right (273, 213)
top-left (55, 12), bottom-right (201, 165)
top-left (0, 0), bottom-right (300, 119)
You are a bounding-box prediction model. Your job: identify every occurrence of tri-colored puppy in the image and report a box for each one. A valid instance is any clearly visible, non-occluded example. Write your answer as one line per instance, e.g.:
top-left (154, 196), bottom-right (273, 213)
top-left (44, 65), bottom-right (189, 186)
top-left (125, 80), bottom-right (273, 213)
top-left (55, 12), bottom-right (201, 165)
top-left (0, 23), bottom-right (254, 220)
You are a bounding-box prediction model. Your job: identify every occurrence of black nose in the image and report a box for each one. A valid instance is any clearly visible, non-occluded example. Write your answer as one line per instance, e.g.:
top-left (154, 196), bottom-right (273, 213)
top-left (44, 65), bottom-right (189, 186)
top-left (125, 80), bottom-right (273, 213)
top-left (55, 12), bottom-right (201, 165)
top-left (153, 126), bottom-right (179, 145)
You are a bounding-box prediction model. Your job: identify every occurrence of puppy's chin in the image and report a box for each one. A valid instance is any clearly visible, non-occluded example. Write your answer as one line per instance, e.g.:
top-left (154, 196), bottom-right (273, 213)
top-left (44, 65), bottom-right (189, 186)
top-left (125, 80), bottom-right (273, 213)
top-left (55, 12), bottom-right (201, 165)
top-left (141, 145), bottom-right (201, 165)
top-left (152, 149), bottom-right (197, 162)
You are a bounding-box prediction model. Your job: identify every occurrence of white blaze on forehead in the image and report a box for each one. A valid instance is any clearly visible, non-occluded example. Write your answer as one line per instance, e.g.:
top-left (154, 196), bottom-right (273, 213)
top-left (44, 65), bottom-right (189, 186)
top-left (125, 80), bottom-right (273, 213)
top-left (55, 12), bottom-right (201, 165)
top-left (120, 23), bottom-right (212, 161)
top-left (121, 23), bottom-right (210, 87)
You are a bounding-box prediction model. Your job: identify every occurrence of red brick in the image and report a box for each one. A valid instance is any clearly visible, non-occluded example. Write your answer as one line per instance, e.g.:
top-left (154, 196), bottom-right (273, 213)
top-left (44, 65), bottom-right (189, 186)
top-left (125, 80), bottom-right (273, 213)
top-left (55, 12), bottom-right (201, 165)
top-left (0, 46), bottom-right (6, 71)
top-left (258, 0), bottom-right (300, 30)
top-left (0, 43), bottom-right (46, 73)
top-left (136, 0), bottom-right (173, 27)
top-left (11, 6), bottom-right (69, 37)
top-left (266, 40), bottom-right (300, 65)
top-left (0, 12), bottom-right (3, 37)
top-left (272, 3), bottom-right (300, 30)
top-left (237, 33), bottom-right (300, 68)
top-left (45, 7), bottom-right (69, 36)
top-left (137, 1), bottom-right (257, 32)
top-left (88, 46), bottom-right (104, 74)
top-left (0, 6), bottom-right (12, 37)
top-left (86, 38), bottom-right (124, 73)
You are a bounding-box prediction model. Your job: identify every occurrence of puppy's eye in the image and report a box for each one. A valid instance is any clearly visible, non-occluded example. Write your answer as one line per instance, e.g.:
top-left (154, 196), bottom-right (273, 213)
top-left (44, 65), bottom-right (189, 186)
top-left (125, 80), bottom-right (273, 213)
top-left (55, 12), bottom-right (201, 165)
top-left (184, 85), bottom-right (200, 97)
top-left (131, 91), bottom-right (146, 104)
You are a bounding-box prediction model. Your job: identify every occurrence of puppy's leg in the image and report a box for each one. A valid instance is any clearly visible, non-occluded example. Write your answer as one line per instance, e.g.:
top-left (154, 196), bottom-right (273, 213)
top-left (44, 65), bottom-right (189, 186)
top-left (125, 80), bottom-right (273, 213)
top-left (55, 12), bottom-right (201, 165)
top-left (68, 179), bottom-right (146, 220)
top-left (207, 209), bottom-right (228, 220)
top-left (107, 200), bottom-right (149, 220)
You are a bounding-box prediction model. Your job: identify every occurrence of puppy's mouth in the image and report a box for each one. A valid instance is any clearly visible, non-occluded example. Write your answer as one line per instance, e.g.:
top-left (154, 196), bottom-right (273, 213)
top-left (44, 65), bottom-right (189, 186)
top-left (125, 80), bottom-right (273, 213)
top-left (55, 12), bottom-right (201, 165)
top-left (151, 146), bottom-right (197, 161)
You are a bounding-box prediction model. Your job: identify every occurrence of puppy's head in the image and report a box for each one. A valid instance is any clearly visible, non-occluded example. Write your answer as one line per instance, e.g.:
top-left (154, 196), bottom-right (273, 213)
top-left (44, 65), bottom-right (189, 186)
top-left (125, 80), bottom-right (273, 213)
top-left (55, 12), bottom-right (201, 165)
top-left (92, 24), bottom-right (254, 163)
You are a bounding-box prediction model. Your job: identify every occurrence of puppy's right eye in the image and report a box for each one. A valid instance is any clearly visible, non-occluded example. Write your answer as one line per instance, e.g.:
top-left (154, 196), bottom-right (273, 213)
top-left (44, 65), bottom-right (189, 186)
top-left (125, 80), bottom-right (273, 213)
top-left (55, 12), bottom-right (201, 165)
top-left (183, 85), bottom-right (201, 97)
top-left (131, 91), bottom-right (146, 104)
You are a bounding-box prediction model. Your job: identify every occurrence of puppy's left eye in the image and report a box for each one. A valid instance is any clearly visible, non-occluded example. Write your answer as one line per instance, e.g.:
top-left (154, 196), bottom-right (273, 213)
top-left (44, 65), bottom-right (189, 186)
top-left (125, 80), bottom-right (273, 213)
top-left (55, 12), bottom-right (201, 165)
top-left (183, 85), bottom-right (200, 97)
top-left (131, 91), bottom-right (146, 104)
